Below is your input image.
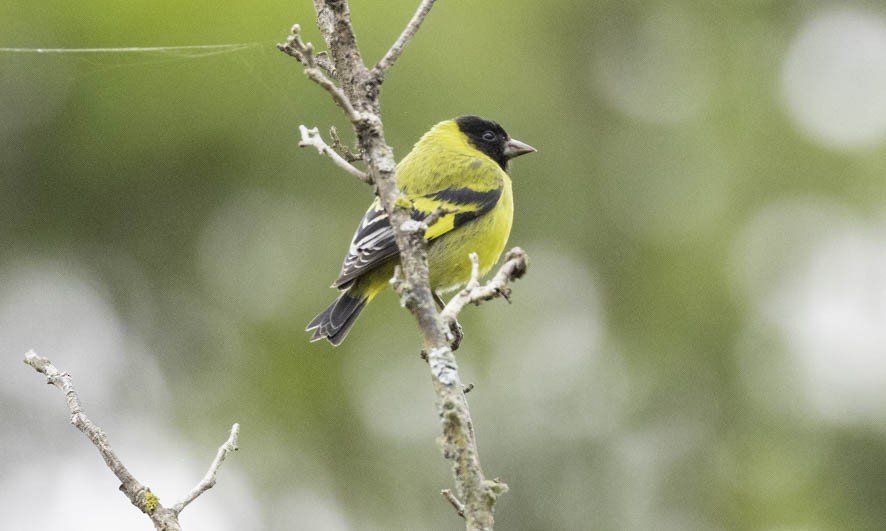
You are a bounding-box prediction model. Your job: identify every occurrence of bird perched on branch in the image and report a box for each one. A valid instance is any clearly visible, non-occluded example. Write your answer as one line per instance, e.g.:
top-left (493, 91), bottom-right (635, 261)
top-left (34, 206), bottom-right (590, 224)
top-left (307, 115), bottom-right (535, 346)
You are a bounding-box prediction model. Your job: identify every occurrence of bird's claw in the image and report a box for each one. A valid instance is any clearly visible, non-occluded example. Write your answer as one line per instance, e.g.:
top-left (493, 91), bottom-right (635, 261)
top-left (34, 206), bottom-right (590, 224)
top-left (448, 319), bottom-right (464, 351)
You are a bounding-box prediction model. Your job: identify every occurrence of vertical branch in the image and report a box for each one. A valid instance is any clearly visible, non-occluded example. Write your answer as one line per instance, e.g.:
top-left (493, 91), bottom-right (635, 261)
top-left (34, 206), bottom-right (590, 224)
top-left (312, 0), bottom-right (369, 111)
top-left (280, 2), bottom-right (508, 528)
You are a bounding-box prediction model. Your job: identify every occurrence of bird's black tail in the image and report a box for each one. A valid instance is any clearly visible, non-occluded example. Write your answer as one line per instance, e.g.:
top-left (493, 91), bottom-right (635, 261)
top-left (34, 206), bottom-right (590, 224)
top-left (306, 291), bottom-right (367, 346)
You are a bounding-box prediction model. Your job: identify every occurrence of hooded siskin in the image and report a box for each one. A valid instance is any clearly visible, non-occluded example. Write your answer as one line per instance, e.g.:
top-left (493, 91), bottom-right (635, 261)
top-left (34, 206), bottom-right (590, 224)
top-left (306, 115), bottom-right (535, 345)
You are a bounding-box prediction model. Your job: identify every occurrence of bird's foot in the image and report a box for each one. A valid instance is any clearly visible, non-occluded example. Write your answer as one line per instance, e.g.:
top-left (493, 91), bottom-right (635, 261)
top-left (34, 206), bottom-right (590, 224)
top-left (448, 318), bottom-right (464, 351)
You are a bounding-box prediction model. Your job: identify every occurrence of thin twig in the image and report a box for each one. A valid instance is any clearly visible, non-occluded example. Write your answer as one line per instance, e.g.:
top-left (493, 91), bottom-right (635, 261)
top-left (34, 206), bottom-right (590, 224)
top-left (314, 51), bottom-right (335, 76)
top-left (277, 24), bottom-right (362, 123)
top-left (23, 351), bottom-right (151, 510)
top-left (173, 423), bottom-right (240, 513)
top-left (440, 247), bottom-right (529, 326)
top-left (420, 205), bottom-right (455, 233)
top-left (299, 125), bottom-right (370, 182)
top-left (306, 68), bottom-right (362, 123)
top-left (442, 488), bottom-right (466, 519)
top-left (373, 0), bottom-right (438, 77)
top-left (329, 126), bottom-right (362, 162)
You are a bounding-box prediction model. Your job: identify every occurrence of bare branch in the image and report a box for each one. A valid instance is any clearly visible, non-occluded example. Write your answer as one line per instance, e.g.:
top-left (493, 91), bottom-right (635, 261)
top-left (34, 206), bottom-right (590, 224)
top-left (173, 423), bottom-right (240, 513)
top-left (23, 350), bottom-right (240, 530)
top-left (311, 0), bottom-right (375, 123)
top-left (442, 488), bottom-right (466, 519)
top-left (440, 247), bottom-right (529, 327)
top-left (299, 125), bottom-right (370, 182)
top-left (373, 0), bottom-right (438, 77)
top-left (420, 206), bottom-right (455, 233)
top-left (426, 346), bottom-right (459, 386)
top-left (23, 350), bottom-right (155, 518)
top-left (277, 24), bottom-right (362, 123)
top-left (329, 126), bottom-right (362, 162)
top-left (314, 51), bottom-right (335, 76)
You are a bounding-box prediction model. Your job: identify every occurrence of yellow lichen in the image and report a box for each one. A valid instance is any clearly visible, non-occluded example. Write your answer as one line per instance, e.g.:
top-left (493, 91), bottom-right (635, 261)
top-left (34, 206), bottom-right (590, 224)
top-left (144, 490), bottom-right (159, 513)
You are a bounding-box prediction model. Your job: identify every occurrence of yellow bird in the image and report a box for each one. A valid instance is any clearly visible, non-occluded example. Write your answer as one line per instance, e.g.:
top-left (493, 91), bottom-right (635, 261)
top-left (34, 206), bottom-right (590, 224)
top-left (307, 116), bottom-right (535, 345)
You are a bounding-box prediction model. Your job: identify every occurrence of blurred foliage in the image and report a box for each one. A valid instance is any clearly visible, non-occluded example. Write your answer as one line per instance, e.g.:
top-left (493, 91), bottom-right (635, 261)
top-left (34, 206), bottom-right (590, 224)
top-left (3, 0), bottom-right (886, 530)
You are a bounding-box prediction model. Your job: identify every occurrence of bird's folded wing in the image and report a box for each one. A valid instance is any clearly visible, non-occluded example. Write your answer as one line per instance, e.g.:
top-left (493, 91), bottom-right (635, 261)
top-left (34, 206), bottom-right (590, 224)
top-left (332, 199), bottom-right (396, 289)
top-left (412, 186), bottom-right (502, 240)
top-left (332, 186), bottom-right (502, 289)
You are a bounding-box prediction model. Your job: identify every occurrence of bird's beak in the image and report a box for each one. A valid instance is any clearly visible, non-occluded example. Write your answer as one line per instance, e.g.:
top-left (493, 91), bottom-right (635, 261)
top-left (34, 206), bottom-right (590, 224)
top-left (504, 138), bottom-right (536, 159)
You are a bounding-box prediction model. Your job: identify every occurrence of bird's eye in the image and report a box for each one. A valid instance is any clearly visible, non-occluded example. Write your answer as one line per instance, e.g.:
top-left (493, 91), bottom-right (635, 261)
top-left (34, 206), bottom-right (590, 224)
top-left (481, 131), bottom-right (497, 142)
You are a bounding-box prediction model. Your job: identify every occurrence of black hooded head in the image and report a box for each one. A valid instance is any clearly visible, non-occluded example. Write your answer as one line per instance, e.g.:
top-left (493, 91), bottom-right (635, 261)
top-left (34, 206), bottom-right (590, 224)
top-left (455, 115), bottom-right (512, 170)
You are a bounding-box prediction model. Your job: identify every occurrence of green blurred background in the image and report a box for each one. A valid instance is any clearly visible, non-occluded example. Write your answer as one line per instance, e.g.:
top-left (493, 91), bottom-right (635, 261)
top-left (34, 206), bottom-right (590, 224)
top-left (4, 1), bottom-right (886, 529)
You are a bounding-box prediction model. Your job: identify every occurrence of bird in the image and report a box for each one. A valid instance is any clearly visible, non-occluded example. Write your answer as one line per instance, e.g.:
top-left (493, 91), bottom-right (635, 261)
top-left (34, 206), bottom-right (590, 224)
top-left (306, 115), bottom-right (535, 346)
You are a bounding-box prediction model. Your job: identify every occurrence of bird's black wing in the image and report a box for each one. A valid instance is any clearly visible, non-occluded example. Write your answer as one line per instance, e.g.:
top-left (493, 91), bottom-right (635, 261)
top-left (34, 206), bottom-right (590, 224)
top-left (332, 185), bottom-right (503, 289)
top-left (332, 198), bottom-right (398, 289)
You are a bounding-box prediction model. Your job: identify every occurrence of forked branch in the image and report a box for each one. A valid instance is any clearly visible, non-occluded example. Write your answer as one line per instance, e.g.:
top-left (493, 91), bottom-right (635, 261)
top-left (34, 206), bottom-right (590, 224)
top-left (277, 24), bottom-right (361, 123)
top-left (441, 247), bottom-right (529, 329)
top-left (298, 125), bottom-right (369, 182)
top-left (23, 350), bottom-right (239, 531)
